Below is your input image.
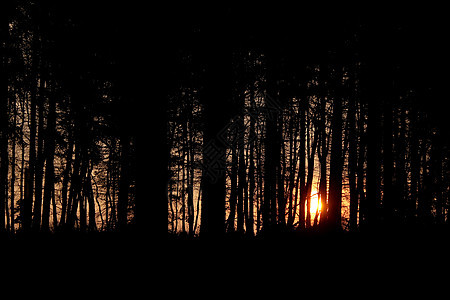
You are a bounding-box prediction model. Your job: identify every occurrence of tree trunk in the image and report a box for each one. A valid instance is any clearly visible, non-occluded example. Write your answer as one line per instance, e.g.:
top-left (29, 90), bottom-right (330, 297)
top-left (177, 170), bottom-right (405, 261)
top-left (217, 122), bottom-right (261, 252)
top-left (24, 77), bottom-right (36, 232)
top-left (298, 97), bottom-right (307, 229)
top-left (264, 105), bottom-right (278, 232)
top-left (23, 168), bottom-right (32, 230)
top-left (32, 79), bottom-right (45, 230)
top-left (19, 96), bottom-right (25, 232)
top-left (66, 144), bottom-right (81, 230)
top-left (348, 76), bottom-right (358, 231)
top-left (79, 161), bottom-right (88, 231)
top-left (327, 68), bottom-right (343, 231)
top-left (133, 14), bottom-right (169, 239)
top-left (237, 113), bottom-right (246, 234)
top-left (52, 184), bottom-right (57, 229)
top-left (256, 124), bottom-right (263, 234)
top-left (318, 91), bottom-right (329, 227)
top-left (181, 125), bottom-right (186, 233)
top-left (86, 174), bottom-right (97, 231)
top-left (305, 125), bottom-right (319, 228)
top-left (0, 9), bottom-right (8, 232)
top-left (187, 121), bottom-right (195, 237)
top-left (226, 143), bottom-right (238, 232)
top-left (247, 85), bottom-right (256, 236)
top-left (59, 138), bottom-right (73, 227)
top-left (10, 84), bottom-right (16, 233)
top-left (117, 135), bottom-right (130, 231)
top-left (42, 90), bottom-right (57, 231)
top-left (278, 123), bottom-right (286, 229)
top-left (199, 29), bottom-right (232, 238)
top-left (286, 112), bottom-right (298, 228)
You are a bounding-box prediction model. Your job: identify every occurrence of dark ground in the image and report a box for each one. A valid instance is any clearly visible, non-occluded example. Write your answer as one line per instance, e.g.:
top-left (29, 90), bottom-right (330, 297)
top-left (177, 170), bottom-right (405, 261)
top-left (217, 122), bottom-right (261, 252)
top-left (1, 228), bottom-right (447, 294)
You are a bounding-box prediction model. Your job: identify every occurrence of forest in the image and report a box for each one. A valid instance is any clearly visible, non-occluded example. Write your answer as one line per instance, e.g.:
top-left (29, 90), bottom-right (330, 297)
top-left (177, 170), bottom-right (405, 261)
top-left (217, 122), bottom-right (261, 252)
top-left (1, 1), bottom-right (450, 242)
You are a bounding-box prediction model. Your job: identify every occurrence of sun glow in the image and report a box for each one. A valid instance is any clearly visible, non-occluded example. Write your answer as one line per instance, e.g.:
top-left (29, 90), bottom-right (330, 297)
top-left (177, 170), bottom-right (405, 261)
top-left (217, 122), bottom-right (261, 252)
top-left (309, 190), bottom-right (322, 223)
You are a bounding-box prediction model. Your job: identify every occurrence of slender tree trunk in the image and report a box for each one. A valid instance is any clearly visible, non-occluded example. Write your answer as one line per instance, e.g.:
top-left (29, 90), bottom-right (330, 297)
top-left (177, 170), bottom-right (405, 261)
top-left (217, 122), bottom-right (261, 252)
top-left (79, 160), bottom-right (88, 231)
top-left (181, 126), bottom-right (186, 233)
top-left (187, 122), bottom-right (195, 237)
top-left (10, 87), bottom-right (16, 233)
top-left (0, 14), bottom-right (7, 232)
top-left (79, 194), bottom-right (86, 231)
top-left (298, 97), bottom-right (307, 229)
top-left (52, 185), bottom-right (57, 229)
top-left (327, 68), bottom-right (344, 231)
top-left (117, 135), bottom-right (130, 231)
top-left (174, 164), bottom-right (180, 232)
top-left (262, 50), bottom-right (284, 233)
top-left (318, 107), bottom-right (328, 226)
top-left (348, 78), bottom-right (358, 231)
top-left (23, 168), bottom-right (32, 230)
top-left (305, 126), bottom-right (319, 228)
top-left (59, 138), bottom-right (73, 227)
top-left (247, 86), bottom-right (256, 236)
top-left (278, 120), bottom-right (288, 229)
top-left (237, 113), bottom-right (246, 234)
top-left (20, 96), bottom-right (25, 232)
top-left (305, 116), bottom-right (312, 228)
top-left (67, 144), bottom-right (81, 230)
top-left (292, 155), bottom-right (301, 228)
top-left (256, 126), bottom-right (263, 234)
top-left (86, 173), bottom-right (97, 231)
top-left (24, 84), bottom-right (36, 232)
top-left (286, 113), bottom-right (298, 228)
top-left (32, 78), bottom-right (45, 230)
top-left (42, 88), bottom-right (56, 231)
top-left (168, 177), bottom-right (174, 233)
top-left (193, 181), bottom-right (201, 235)
top-left (264, 107), bottom-right (278, 231)
top-left (226, 143), bottom-right (238, 232)
top-left (318, 64), bottom-right (329, 226)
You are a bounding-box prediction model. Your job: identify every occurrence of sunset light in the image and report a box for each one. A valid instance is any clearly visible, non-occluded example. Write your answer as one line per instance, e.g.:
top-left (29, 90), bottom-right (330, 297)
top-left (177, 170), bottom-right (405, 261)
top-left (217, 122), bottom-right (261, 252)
top-left (310, 191), bottom-right (321, 217)
top-left (1, 2), bottom-right (449, 244)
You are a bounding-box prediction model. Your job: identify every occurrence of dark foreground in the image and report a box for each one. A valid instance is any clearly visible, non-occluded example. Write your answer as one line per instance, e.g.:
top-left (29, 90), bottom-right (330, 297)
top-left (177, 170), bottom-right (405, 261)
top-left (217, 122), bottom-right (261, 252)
top-left (1, 227), bottom-right (449, 292)
top-left (3, 225), bottom-right (450, 257)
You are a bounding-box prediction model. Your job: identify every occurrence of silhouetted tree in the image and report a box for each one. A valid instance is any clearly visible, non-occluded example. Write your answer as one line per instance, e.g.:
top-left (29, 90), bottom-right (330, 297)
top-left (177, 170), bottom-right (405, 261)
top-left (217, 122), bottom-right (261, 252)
top-left (198, 14), bottom-right (233, 238)
top-left (0, 2), bottom-right (10, 232)
top-left (327, 67), bottom-right (344, 231)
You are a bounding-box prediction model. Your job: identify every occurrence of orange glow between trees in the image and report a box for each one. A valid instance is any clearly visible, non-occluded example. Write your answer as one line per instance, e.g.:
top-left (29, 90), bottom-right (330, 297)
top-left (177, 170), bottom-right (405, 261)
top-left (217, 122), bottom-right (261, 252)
top-left (310, 190), bottom-right (321, 217)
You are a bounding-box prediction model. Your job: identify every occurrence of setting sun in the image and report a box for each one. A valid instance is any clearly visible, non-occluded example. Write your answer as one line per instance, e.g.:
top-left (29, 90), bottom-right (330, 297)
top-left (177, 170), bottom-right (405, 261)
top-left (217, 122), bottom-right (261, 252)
top-left (310, 191), bottom-right (321, 213)
top-left (309, 190), bottom-right (322, 224)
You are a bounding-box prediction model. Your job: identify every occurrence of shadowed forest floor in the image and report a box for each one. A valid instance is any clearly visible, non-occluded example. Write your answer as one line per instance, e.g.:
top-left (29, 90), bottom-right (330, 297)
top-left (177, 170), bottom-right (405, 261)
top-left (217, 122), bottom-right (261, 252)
top-left (2, 228), bottom-right (449, 287)
top-left (3, 223), bottom-right (450, 245)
